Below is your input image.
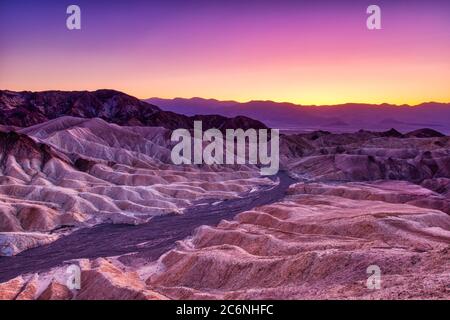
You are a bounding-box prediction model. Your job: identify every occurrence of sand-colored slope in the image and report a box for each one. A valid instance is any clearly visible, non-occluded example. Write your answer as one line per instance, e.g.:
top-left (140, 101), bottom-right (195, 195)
top-left (0, 117), bottom-right (271, 256)
top-left (144, 181), bottom-right (450, 299)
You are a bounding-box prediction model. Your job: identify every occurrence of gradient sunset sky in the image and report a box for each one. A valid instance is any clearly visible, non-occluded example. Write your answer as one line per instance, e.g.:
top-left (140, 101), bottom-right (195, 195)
top-left (0, 0), bottom-right (449, 105)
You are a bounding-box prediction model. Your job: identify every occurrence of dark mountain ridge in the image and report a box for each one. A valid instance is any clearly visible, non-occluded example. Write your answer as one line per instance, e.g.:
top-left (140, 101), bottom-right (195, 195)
top-left (0, 90), bottom-right (267, 131)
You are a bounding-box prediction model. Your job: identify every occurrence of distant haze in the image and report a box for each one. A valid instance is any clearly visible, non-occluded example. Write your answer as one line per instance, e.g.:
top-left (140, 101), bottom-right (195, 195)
top-left (147, 97), bottom-right (450, 134)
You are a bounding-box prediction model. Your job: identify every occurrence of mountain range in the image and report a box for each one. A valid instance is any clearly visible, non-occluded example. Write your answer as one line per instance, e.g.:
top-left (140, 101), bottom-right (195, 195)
top-left (147, 97), bottom-right (450, 134)
top-left (0, 90), bottom-right (266, 131)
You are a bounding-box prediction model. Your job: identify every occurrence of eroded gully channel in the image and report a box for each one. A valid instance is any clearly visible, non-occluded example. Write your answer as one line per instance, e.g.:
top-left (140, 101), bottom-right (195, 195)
top-left (0, 172), bottom-right (296, 282)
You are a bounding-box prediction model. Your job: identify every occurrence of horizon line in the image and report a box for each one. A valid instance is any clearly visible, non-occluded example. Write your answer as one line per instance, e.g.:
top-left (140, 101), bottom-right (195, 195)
top-left (146, 96), bottom-right (450, 108)
top-left (2, 88), bottom-right (450, 107)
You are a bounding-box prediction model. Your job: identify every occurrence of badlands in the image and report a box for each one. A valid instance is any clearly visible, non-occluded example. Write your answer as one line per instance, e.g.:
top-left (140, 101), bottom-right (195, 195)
top-left (0, 90), bottom-right (449, 299)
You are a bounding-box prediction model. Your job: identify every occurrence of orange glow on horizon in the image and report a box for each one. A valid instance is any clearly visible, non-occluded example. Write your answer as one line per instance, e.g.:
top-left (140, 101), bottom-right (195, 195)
top-left (1, 1), bottom-right (449, 106)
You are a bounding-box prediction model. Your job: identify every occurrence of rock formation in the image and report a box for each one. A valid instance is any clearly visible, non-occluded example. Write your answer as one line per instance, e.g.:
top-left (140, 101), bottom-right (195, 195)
top-left (0, 90), bottom-right (449, 300)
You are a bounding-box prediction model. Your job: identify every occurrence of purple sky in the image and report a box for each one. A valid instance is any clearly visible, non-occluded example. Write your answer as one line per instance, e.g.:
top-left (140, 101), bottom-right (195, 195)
top-left (1, 0), bottom-right (449, 104)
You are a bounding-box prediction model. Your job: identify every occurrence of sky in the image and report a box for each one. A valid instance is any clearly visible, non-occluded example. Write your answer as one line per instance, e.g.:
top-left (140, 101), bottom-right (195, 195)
top-left (0, 0), bottom-right (449, 105)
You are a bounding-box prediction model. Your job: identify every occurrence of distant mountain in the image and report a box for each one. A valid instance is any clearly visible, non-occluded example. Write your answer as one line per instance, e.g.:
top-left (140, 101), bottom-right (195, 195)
top-left (148, 97), bottom-right (238, 115)
top-left (0, 90), bottom-right (267, 131)
top-left (146, 97), bottom-right (450, 134)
